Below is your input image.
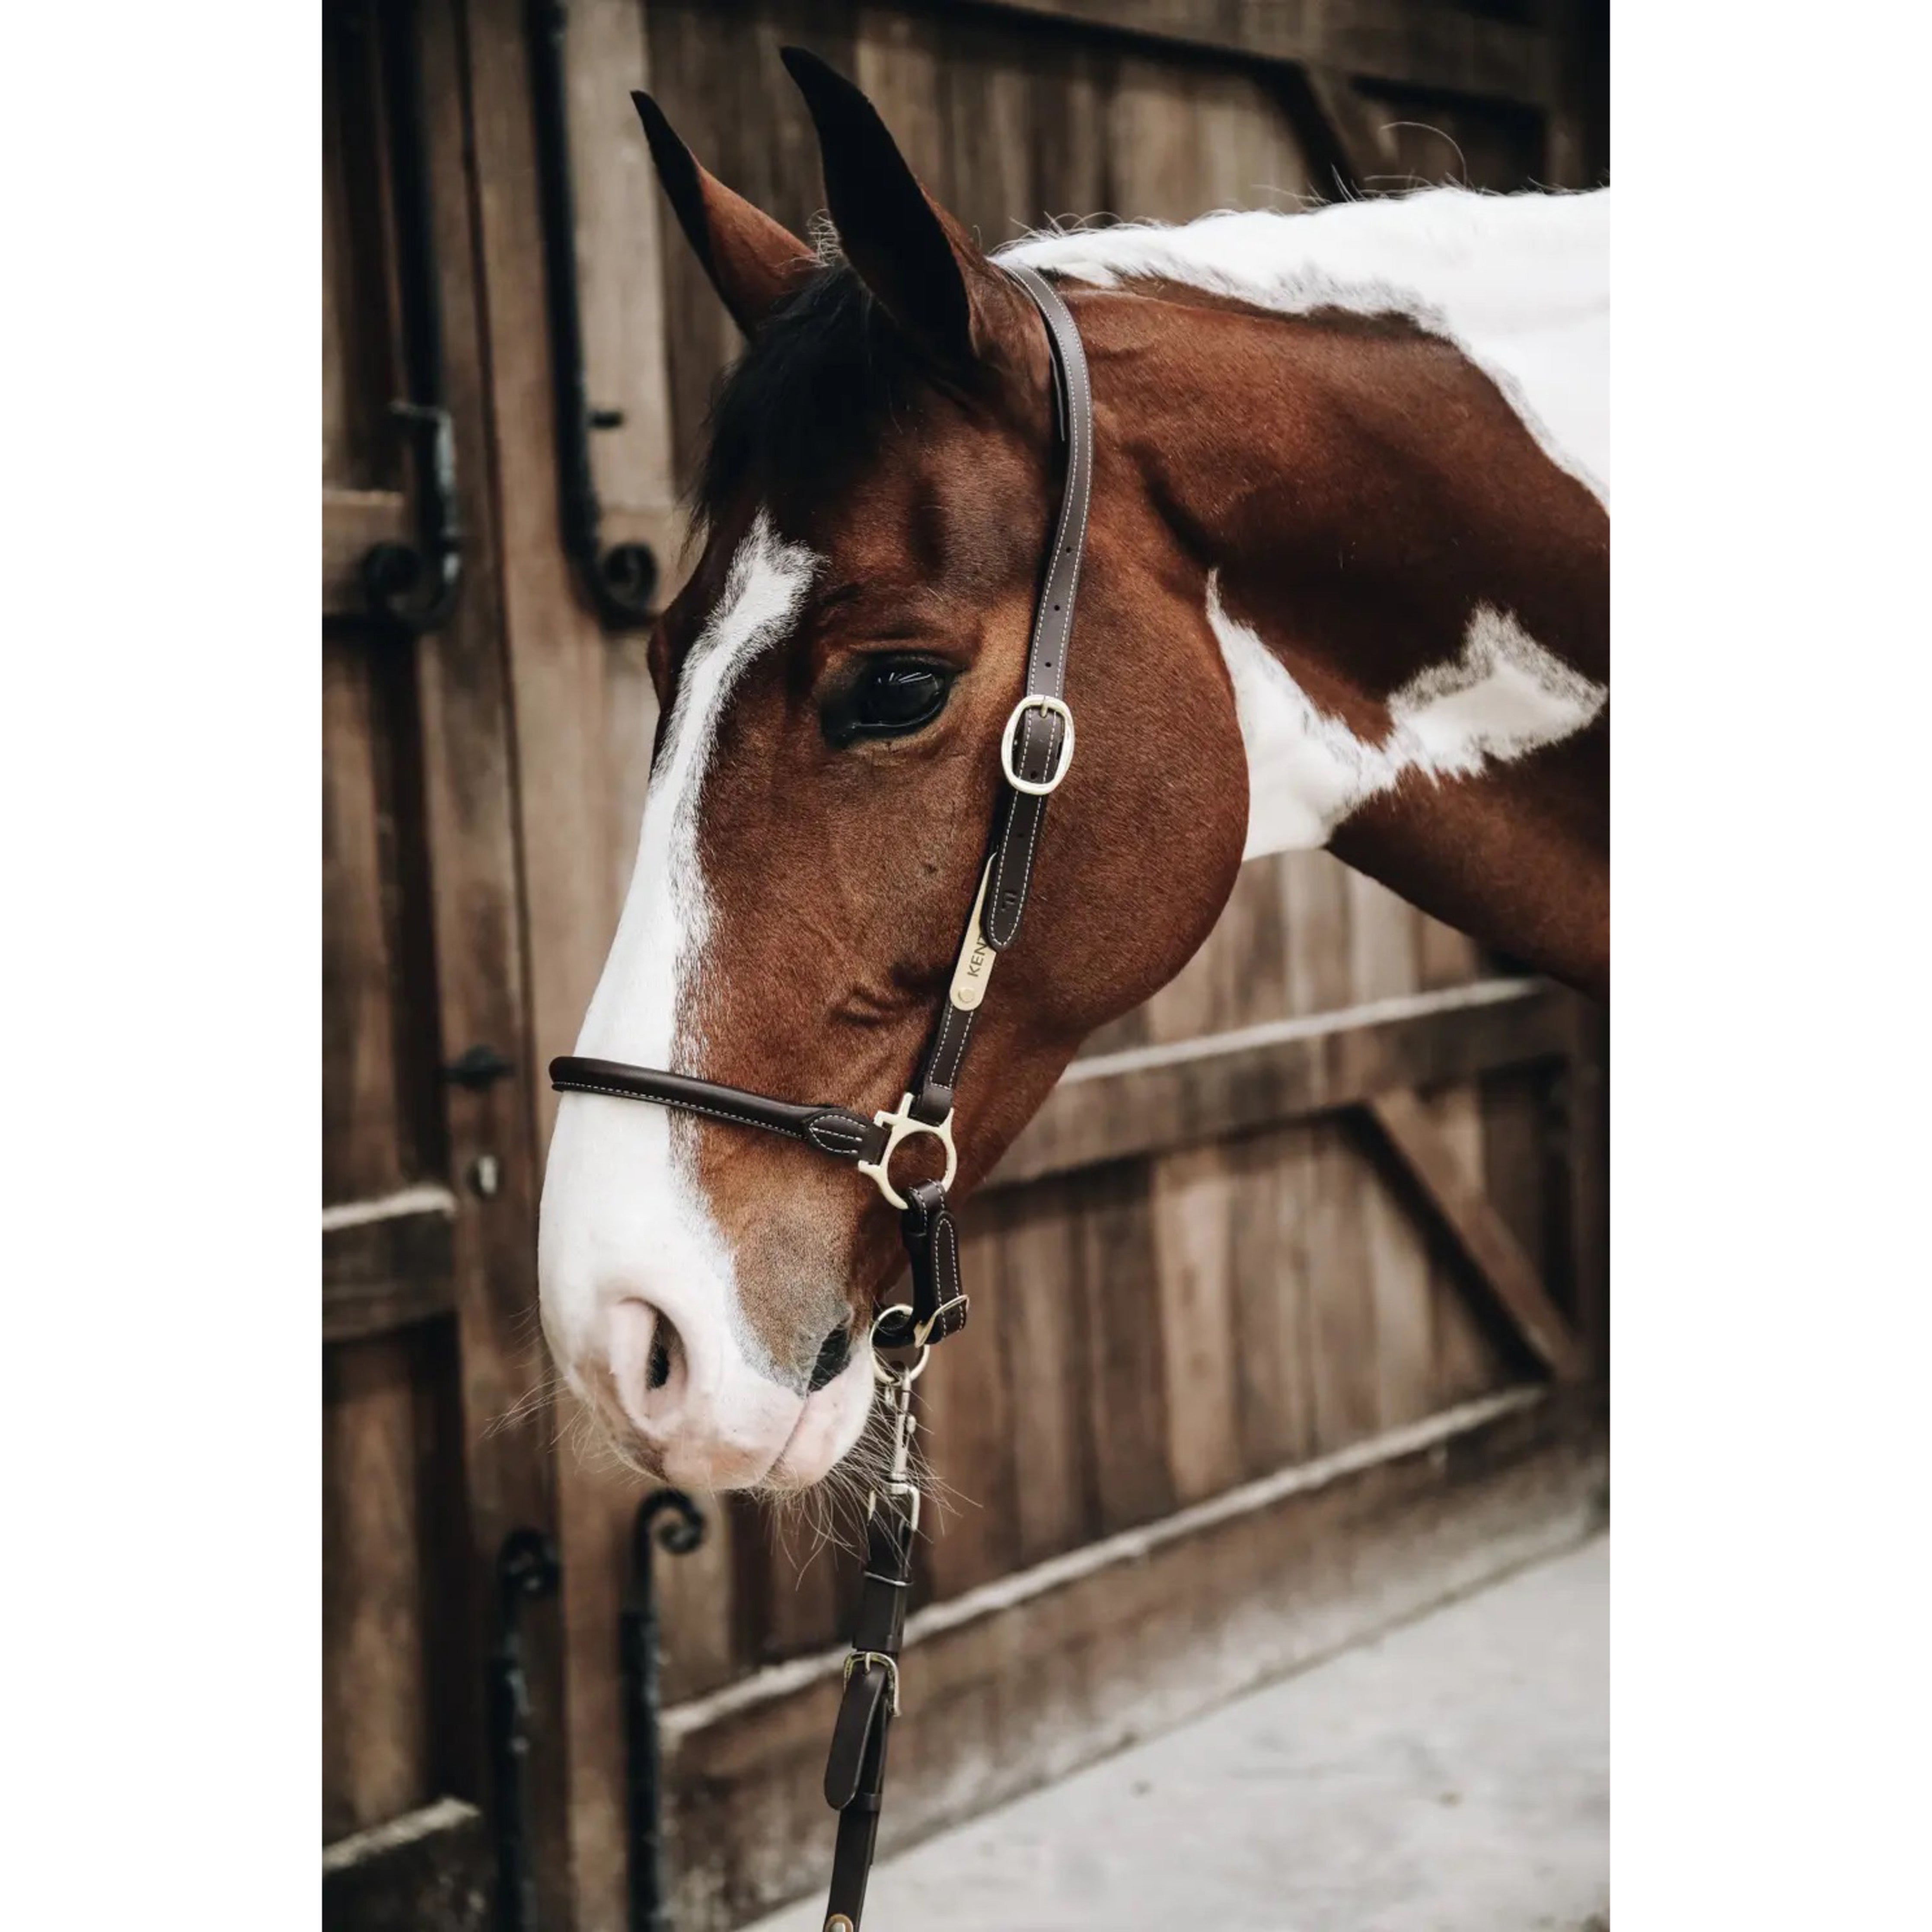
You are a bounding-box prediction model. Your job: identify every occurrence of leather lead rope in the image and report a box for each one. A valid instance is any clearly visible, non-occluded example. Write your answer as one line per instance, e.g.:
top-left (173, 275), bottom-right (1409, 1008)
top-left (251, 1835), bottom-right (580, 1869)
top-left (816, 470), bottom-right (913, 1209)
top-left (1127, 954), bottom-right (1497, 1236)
top-left (819, 1332), bottom-right (925, 1932)
top-left (547, 267), bottom-right (1092, 1931)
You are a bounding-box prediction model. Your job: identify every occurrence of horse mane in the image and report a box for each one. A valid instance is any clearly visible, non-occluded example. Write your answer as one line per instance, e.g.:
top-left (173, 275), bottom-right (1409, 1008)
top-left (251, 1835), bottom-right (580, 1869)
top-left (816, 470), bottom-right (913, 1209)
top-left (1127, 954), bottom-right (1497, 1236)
top-left (698, 263), bottom-right (928, 529)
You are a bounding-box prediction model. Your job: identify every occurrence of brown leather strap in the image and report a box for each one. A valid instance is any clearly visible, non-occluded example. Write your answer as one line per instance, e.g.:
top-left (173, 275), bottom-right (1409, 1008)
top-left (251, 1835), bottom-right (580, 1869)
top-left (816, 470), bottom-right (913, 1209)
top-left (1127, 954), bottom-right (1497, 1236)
top-left (548, 1057), bottom-right (886, 1166)
top-left (982, 263), bottom-right (1092, 953)
top-left (822, 1503), bottom-right (917, 1929)
top-left (823, 1658), bottom-right (891, 1812)
top-left (909, 267), bottom-right (1090, 1129)
top-left (877, 1180), bottom-right (967, 1350)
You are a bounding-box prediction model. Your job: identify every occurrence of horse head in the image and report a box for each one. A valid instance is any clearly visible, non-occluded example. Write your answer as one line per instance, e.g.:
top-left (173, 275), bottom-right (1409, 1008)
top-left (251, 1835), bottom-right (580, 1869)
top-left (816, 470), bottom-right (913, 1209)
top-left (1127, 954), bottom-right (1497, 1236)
top-left (537, 51), bottom-right (1248, 1490)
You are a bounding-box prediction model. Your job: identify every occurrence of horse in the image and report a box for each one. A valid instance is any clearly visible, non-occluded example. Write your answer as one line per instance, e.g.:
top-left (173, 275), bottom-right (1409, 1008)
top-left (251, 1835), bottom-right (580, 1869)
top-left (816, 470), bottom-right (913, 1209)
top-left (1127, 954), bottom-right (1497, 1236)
top-left (537, 48), bottom-right (1608, 1496)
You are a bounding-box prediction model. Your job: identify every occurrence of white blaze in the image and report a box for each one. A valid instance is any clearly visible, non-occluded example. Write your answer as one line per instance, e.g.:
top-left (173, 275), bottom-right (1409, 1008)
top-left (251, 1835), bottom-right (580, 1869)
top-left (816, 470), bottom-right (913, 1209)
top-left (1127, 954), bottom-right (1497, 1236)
top-left (576, 510), bottom-right (819, 1068)
top-left (539, 511), bottom-right (819, 1384)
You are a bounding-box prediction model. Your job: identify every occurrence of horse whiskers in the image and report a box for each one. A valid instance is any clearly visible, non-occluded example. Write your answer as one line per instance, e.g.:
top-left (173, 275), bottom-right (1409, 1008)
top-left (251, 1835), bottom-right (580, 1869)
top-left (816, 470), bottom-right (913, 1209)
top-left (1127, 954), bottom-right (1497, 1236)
top-left (523, 1381), bottom-right (645, 1481)
top-left (755, 1390), bottom-right (954, 1575)
top-left (490, 1361), bottom-right (967, 1531)
top-left (485, 1366), bottom-right (574, 1438)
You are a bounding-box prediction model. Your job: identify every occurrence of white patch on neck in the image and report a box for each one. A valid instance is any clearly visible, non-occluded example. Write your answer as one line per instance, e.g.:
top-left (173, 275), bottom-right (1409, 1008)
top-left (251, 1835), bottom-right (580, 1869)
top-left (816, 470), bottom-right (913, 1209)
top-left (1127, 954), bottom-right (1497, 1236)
top-left (998, 187), bottom-right (1609, 504)
top-left (539, 511), bottom-right (819, 1380)
top-left (1206, 572), bottom-right (1606, 859)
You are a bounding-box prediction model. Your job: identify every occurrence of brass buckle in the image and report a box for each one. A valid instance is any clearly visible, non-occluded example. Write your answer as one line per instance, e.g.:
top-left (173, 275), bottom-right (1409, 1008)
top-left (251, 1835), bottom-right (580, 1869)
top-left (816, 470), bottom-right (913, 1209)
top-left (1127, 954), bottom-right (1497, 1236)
top-left (843, 1649), bottom-right (901, 1715)
top-left (856, 1093), bottom-right (957, 1211)
top-left (1000, 694), bottom-right (1076, 796)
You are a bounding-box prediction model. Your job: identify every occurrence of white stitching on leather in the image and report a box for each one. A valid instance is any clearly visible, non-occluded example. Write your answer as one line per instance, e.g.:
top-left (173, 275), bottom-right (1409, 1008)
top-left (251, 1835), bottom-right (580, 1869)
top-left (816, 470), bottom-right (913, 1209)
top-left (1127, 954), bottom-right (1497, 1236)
top-left (807, 1119), bottom-right (867, 1155)
top-left (921, 995), bottom-right (976, 1097)
top-left (927, 1001), bottom-right (966, 1090)
top-left (940, 1000), bottom-right (979, 1086)
top-left (559, 1079), bottom-right (829, 1145)
top-left (998, 718), bottom-right (1060, 940)
top-left (939, 1214), bottom-right (959, 1301)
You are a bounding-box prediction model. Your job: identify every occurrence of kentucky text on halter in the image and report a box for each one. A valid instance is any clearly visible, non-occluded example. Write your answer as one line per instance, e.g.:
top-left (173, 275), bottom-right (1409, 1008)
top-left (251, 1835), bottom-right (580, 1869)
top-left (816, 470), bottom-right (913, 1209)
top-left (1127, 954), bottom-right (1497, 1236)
top-left (537, 51), bottom-right (1609, 1496)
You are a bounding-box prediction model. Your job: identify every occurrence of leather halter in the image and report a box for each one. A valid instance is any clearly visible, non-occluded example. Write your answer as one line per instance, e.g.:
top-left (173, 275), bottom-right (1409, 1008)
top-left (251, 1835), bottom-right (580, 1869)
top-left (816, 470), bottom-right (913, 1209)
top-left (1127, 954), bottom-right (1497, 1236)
top-left (551, 263), bottom-right (1091, 1351)
top-left (548, 264), bottom-right (1092, 1932)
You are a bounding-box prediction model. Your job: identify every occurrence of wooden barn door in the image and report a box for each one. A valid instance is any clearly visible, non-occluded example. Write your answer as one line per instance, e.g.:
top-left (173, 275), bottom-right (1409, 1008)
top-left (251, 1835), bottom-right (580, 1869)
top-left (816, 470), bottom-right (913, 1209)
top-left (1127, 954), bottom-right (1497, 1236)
top-left (323, 1), bottom-right (572, 1923)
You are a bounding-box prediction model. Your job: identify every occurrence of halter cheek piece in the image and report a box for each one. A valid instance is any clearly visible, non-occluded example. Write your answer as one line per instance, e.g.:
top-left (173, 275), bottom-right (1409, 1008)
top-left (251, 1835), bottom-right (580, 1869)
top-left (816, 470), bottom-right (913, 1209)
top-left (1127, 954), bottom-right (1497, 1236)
top-left (549, 265), bottom-right (1092, 1932)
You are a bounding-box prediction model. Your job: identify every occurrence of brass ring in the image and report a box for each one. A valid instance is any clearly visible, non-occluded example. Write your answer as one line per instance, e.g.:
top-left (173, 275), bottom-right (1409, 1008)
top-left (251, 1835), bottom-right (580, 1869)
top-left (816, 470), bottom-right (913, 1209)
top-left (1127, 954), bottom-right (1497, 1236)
top-left (869, 1304), bottom-right (932, 1384)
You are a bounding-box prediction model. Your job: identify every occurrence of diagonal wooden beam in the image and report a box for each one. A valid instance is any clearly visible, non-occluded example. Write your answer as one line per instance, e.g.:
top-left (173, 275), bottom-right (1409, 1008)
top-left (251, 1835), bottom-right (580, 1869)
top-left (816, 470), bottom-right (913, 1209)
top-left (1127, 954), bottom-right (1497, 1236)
top-left (989, 980), bottom-right (1569, 1192)
top-left (1364, 1089), bottom-right (1586, 1381)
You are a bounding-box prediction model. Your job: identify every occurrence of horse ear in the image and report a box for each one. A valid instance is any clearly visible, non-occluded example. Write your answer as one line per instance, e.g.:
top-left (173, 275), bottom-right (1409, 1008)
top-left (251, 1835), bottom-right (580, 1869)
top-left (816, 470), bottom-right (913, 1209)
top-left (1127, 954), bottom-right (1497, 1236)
top-left (632, 92), bottom-right (815, 335)
top-left (778, 46), bottom-right (1028, 370)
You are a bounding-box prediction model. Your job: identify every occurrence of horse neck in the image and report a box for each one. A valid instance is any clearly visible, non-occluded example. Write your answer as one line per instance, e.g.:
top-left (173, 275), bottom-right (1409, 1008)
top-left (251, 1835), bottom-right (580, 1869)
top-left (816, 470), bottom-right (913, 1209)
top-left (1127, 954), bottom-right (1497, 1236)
top-left (1027, 198), bottom-right (1611, 997)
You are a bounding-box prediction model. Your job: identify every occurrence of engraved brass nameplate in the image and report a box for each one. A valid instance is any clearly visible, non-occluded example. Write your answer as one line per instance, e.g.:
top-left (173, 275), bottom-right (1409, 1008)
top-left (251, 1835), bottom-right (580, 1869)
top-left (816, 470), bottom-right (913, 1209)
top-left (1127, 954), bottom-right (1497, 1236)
top-left (947, 863), bottom-right (998, 1012)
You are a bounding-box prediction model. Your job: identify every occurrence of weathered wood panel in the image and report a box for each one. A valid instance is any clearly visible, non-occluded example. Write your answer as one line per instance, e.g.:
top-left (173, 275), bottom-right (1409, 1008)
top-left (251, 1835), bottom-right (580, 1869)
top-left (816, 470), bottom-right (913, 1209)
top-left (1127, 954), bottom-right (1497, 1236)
top-left (323, 487), bottom-right (411, 615)
top-left (324, 1334), bottom-right (433, 1840)
top-left (459, 0), bottom-right (648, 1917)
top-left (322, 0), bottom-right (456, 1862)
top-left (409, 0), bottom-right (578, 1908)
top-left (992, 980), bottom-right (1569, 1186)
top-left (1418, 920), bottom-right (1506, 1404)
top-left (321, 628), bottom-right (442, 1210)
top-left (323, 1191), bottom-right (457, 1343)
top-left (1350, 77), bottom-right (1546, 192)
top-left (1365, 1089), bottom-right (1584, 1378)
top-left (324, 3), bottom-right (572, 1921)
top-left (324, 1796), bottom-right (491, 1932)
top-left (940, 0), bottom-right (1560, 106)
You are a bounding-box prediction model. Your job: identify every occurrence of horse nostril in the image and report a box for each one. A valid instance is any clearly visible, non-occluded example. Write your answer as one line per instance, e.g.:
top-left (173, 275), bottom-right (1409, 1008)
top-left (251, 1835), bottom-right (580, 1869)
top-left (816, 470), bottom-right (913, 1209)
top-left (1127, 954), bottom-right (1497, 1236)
top-left (807, 1325), bottom-right (851, 1393)
top-left (609, 1300), bottom-right (685, 1430)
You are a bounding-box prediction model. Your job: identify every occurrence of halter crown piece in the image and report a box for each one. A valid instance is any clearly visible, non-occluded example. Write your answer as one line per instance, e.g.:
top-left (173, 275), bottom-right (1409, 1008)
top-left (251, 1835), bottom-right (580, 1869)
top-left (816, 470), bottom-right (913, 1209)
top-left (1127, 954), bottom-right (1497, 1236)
top-left (549, 264), bottom-right (1094, 1932)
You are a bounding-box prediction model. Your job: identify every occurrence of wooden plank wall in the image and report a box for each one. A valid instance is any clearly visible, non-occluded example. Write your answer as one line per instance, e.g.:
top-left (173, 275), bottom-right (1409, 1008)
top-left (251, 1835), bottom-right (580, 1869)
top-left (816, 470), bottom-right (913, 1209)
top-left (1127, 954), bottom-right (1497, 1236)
top-left (323, 0), bottom-right (452, 1848)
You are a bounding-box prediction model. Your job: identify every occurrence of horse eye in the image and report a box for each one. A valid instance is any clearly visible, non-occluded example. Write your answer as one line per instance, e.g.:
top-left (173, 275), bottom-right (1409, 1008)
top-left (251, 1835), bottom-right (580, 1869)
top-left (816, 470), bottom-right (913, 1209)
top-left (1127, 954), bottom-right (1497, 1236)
top-left (827, 658), bottom-right (953, 746)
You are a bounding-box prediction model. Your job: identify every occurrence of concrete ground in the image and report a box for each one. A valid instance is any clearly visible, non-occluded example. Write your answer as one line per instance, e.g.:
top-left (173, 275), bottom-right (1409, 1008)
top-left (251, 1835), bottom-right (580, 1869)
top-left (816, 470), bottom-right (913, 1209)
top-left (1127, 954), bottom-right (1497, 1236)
top-left (749, 1535), bottom-right (1608, 1932)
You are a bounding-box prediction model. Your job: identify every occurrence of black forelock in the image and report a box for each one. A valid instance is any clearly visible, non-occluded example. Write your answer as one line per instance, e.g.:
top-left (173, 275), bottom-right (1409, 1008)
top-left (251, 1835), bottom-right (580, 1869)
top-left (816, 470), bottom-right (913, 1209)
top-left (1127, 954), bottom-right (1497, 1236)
top-left (695, 263), bottom-right (934, 528)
